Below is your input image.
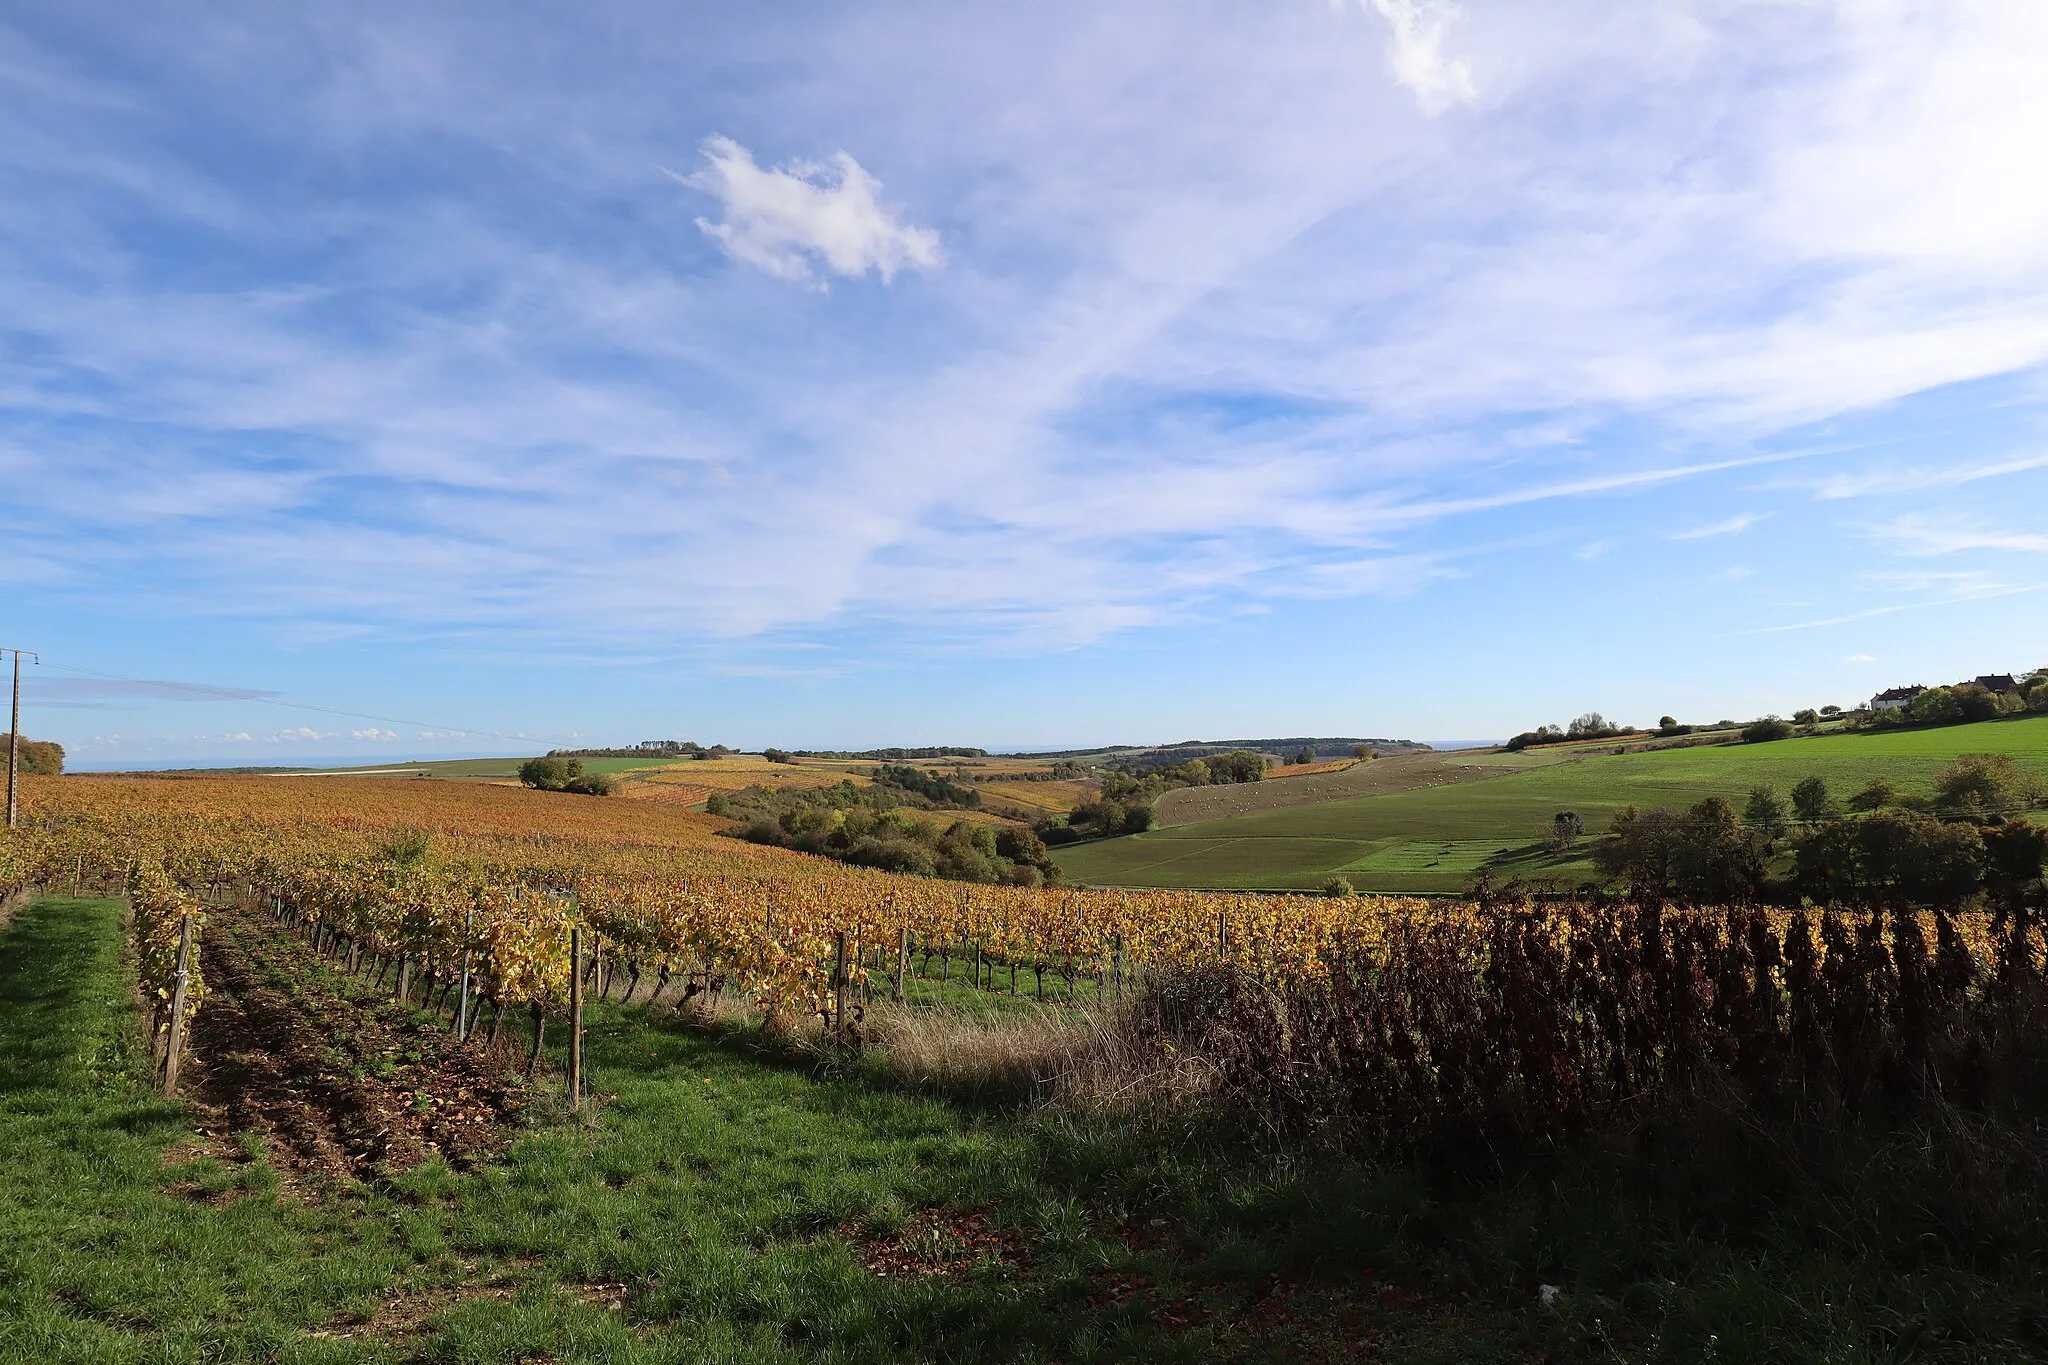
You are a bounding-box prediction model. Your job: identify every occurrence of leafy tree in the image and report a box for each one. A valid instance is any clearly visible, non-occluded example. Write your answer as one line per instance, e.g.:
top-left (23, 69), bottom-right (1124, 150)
top-left (1983, 818), bottom-right (2048, 909)
top-left (1319, 876), bottom-right (1355, 898)
top-left (1935, 752), bottom-right (2037, 815)
top-left (562, 771), bottom-right (616, 796)
top-left (704, 793), bottom-right (730, 817)
top-left (1293, 747), bottom-right (1315, 766)
top-left (1547, 810), bottom-right (1584, 851)
top-left (1352, 744), bottom-right (1376, 760)
top-left (875, 764), bottom-right (980, 808)
top-left (1794, 811), bottom-right (1983, 908)
top-left (1070, 798), bottom-right (1127, 834)
top-left (1792, 708), bottom-right (1818, 726)
top-left (1207, 750), bottom-right (1268, 784)
top-left (1595, 798), bottom-right (1768, 903)
top-left (1741, 716), bottom-right (1792, 743)
top-left (518, 756), bottom-right (580, 791)
top-left (2, 736), bottom-right (64, 775)
top-left (1742, 785), bottom-right (1789, 838)
top-left (1505, 725), bottom-right (1565, 752)
top-left (995, 826), bottom-right (1050, 865)
top-left (1791, 775), bottom-right (1830, 822)
top-left (1122, 803), bottom-right (1156, 834)
top-left (761, 748), bottom-right (794, 764)
top-left (1658, 715), bottom-right (1677, 731)
top-left (1820, 704), bottom-right (1842, 717)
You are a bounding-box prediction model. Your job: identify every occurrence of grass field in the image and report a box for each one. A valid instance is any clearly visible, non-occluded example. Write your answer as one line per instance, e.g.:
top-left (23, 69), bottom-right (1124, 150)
top-left (1056, 715), bottom-right (2048, 892)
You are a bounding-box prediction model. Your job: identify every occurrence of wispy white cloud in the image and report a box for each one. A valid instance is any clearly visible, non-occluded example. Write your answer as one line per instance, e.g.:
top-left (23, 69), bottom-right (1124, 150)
top-left (1364, 0), bottom-right (1476, 114)
top-left (349, 727), bottom-right (399, 741)
top-left (1845, 653), bottom-right (1876, 664)
top-left (1669, 512), bottom-right (1768, 541)
top-left (675, 136), bottom-right (941, 284)
top-left (1810, 451), bottom-right (2048, 500)
top-left (1871, 515), bottom-right (2048, 557)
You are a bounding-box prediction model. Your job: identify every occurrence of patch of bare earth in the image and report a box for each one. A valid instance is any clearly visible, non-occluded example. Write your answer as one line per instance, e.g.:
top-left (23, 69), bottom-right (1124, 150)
top-left (183, 902), bottom-right (528, 1184)
top-left (845, 1209), bottom-right (1031, 1280)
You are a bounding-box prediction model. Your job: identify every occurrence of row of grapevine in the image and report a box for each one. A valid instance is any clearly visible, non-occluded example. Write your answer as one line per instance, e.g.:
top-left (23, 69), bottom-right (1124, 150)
top-left (130, 859), bottom-right (203, 1090)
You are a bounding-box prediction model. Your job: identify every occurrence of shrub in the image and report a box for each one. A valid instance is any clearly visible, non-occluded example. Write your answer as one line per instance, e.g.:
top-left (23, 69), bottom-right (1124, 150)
top-left (1122, 803), bottom-right (1156, 834)
top-left (1742, 716), bottom-right (1792, 743)
top-left (1846, 778), bottom-right (1898, 812)
top-left (704, 794), bottom-right (730, 817)
top-left (562, 772), bottom-right (616, 796)
top-left (375, 826), bottom-right (432, 866)
top-left (1319, 876), bottom-right (1354, 898)
top-left (1792, 708), bottom-right (1818, 726)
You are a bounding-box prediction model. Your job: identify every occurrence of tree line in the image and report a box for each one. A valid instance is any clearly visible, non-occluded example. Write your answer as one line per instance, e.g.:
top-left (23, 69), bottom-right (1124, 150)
top-left (1544, 755), bottom-right (2045, 909)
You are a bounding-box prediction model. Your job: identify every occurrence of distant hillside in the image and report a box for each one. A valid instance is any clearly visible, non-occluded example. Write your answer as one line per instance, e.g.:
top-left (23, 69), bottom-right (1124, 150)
top-left (1011, 737), bottom-right (1430, 762)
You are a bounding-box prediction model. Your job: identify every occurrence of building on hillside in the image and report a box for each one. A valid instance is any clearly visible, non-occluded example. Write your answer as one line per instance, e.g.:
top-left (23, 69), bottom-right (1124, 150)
top-left (1869, 685), bottom-right (1926, 712)
top-left (1973, 674), bottom-right (2020, 695)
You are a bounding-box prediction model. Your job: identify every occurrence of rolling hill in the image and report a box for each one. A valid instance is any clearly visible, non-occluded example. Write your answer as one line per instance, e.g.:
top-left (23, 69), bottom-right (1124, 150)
top-left (1053, 714), bottom-right (2048, 893)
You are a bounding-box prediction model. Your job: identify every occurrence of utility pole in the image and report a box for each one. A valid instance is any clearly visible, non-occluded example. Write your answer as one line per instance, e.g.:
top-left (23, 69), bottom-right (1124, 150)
top-left (5, 649), bottom-right (36, 829)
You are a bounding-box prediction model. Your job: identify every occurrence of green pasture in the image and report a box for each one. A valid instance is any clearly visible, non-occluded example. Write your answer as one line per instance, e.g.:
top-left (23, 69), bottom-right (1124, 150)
top-left (1055, 714), bottom-right (2048, 893)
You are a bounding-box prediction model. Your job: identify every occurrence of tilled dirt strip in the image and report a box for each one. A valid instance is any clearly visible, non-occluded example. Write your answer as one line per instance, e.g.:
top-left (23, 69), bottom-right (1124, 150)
top-left (187, 902), bottom-right (528, 1183)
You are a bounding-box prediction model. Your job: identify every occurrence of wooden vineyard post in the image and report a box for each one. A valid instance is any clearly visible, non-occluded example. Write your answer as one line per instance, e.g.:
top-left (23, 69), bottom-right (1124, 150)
top-left (456, 903), bottom-right (474, 1041)
top-left (163, 911), bottom-right (194, 1096)
top-left (568, 926), bottom-right (584, 1109)
top-left (893, 926), bottom-right (907, 1003)
top-left (832, 930), bottom-right (851, 1046)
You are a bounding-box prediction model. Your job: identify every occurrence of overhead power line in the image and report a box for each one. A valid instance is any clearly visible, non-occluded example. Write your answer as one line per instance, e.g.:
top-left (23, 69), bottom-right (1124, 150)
top-left (37, 661), bottom-right (563, 746)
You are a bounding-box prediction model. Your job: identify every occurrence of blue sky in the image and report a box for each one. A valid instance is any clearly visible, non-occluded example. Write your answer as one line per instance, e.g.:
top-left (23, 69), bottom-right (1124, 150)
top-left (5, 1), bottom-right (2047, 767)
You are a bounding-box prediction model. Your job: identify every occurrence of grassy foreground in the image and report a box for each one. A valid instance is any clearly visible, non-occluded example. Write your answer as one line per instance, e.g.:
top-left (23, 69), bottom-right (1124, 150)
top-left (5, 895), bottom-right (2048, 1362)
top-left (1057, 714), bottom-right (2048, 892)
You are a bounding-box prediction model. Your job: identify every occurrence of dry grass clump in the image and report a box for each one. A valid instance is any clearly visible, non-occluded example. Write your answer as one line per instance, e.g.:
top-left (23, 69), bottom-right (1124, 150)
top-left (863, 1000), bottom-right (1214, 1111)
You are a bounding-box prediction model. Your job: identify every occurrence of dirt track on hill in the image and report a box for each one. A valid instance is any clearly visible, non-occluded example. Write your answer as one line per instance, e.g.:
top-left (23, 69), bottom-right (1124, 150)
top-left (1153, 751), bottom-right (1522, 828)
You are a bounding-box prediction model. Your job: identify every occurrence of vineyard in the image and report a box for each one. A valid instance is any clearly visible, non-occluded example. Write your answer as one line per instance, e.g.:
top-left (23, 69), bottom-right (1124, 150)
top-left (4, 771), bottom-right (2045, 1137)
top-left (0, 774), bottom-right (1452, 1057)
top-left (8, 772), bottom-right (2048, 1360)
